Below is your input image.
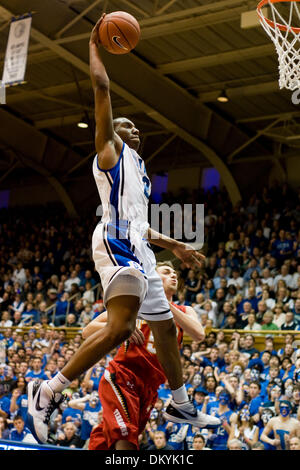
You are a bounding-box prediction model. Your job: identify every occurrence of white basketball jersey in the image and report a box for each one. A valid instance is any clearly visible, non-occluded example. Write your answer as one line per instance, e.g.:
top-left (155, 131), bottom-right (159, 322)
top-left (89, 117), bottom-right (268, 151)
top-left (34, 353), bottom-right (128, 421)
top-left (92, 142), bottom-right (151, 236)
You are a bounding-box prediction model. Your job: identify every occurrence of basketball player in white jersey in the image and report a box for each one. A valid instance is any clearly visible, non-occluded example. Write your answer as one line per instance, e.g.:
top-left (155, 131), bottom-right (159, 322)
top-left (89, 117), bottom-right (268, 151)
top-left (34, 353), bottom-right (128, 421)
top-left (27, 14), bottom-right (220, 444)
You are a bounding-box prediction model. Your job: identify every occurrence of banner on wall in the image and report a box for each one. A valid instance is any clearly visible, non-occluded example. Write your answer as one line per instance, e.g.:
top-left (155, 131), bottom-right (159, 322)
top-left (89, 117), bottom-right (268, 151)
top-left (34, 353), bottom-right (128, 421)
top-left (2, 14), bottom-right (32, 87)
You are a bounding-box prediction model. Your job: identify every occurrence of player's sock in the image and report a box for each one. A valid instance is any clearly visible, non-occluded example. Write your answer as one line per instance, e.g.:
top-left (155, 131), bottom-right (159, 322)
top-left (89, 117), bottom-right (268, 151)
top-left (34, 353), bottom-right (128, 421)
top-left (171, 385), bottom-right (189, 404)
top-left (48, 372), bottom-right (71, 393)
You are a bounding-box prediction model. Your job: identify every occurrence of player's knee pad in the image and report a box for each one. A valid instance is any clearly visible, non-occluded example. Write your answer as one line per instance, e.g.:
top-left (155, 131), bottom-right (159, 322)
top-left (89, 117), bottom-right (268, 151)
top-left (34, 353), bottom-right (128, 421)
top-left (105, 274), bottom-right (144, 306)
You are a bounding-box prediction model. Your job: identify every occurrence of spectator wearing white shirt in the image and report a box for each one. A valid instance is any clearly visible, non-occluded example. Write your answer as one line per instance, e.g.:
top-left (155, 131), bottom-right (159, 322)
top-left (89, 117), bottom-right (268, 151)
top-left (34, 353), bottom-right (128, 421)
top-left (193, 293), bottom-right (205, 314)
top-left (9, 293), bottom-right (25, 314)
top-left (276, 285), bottom-right (294, 311)
top-left (260, 268), bottom-right (275, 291)
top-left (274, 265), bottom-right (293, 290)
top-left (228, 268), bottom-right (244, 292)
top-left (243, 312), bottom-right (262, 333)
top-left (64, 270), bottom-right (81, 293)
top-left (291, 265), bottom-right (300, 290)
top-left (0, 311), bottom-right (13, 328)
top-left (82, 282), bottom-right (95, 306)
top-left (196, 300), bottom-right (218, 327)
top-left (38, 329), bottom-right (53, 348)
top-left (78, 305), bottom-right (93, 328)
top-left (260, 286), bottom-right (276, 310)
top-left (11, 263), bottom-right (27, 286)
top-left (244, 278), bottom-right (262, 298)
top-left (261, 219), bottom-right (271, 239)
top-left (272, 303), bottom-right (286, 328)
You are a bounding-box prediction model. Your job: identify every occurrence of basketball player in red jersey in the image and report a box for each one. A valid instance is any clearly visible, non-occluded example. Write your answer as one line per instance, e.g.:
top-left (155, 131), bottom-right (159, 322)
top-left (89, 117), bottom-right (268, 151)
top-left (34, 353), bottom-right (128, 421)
top-left (84, 262), bottom-right (217, 450)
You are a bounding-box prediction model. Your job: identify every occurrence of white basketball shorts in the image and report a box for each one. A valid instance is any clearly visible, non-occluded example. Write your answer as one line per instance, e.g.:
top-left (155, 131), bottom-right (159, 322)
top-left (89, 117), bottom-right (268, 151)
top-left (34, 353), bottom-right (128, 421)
top-left (92, 221), bottom-right (173, 322)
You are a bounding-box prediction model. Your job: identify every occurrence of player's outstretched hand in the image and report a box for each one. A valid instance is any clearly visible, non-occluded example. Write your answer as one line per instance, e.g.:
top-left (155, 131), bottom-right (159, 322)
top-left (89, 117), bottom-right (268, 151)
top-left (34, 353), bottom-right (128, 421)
top-left (90, 13), bottom-right (106, 47)
top-left (129, 327), bottom-right (145, 346)
top-left (172, 242), bottom-right (205, 269)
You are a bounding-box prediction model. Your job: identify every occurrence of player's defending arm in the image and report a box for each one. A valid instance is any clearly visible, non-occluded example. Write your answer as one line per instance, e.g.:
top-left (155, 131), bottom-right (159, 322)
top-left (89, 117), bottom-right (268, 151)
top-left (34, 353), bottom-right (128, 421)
top-left (82, 311), bottom-right (108, 339)
top-left (82, 312), bottom-right (145, 345)
top-left (89, 15), bottom-right (123, 170)
top-left (168, 303), bottom-right (205, 342)
top-left (147, 227), bottom-right (205, 269)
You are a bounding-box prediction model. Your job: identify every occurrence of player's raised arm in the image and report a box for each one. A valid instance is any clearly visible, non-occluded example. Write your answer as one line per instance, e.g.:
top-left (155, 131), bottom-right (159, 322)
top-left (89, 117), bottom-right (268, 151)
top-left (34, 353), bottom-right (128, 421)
top-left (89, 15), bottom-right (123, 169)
top-left (147, 227), bottom-right (205, 269)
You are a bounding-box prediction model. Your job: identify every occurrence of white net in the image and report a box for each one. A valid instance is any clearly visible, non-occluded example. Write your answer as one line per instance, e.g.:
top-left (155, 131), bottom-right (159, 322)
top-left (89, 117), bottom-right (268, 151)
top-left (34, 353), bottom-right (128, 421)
top-left (258, 0), bottom-right (300, 90)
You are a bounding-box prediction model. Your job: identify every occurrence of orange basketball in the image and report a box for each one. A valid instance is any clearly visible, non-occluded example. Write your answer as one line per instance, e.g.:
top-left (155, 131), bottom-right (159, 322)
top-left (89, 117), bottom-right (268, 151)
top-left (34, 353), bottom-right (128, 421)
top-left (98, 11), bottom-right (140, 55)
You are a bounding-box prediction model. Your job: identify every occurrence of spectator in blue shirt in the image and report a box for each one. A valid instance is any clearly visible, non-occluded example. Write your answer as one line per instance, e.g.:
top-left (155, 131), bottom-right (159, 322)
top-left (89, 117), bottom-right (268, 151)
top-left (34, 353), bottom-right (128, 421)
top-left (271, 230), bottom-right (293, 261)
top-left (9, 377), bottom-right (28, 423)
top-left (192, 387), bottom-right (208, 411)
top-left (243, 259), bottom-right (260, 282)
top-left (54, 292), bottom-right (70, 326)
top-left (61, 399), bottom-right (83, 427)
top-left (213, 267), bottom-right (229, 291)
top-left (157, 381), bottom-right (172, 402)
top-left (68, 392), bottom-right (102, 446)
top-left (239, 381), bottom-right (264, 419)
top-left (240, 335), bottom-right (260, 359)
top-left (0, 383), bottom-right (10, 419)
top-left (80, 270), bottom-right (96, 289)
top-left (25, 356), bottom-right (48, 383)
top-left (199, 346), bottom-right (225, 370)
top-left (9, 415), bottom-right (33, 442)
top-left (205, 390), bottom-right (236, 450)
top-left (21, 303), bottom-right (39, 325)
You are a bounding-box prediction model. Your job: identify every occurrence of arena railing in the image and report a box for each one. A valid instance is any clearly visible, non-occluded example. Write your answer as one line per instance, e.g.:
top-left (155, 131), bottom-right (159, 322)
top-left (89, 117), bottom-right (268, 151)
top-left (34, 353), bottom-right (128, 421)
top-left (1, 325), bottom-right (300, 349)
top-left (0, 325), bottom-right (83, 341)
top-left (44, 282), bottom-right (102, 325)
top-left (182, 328), bottom-right (300, 352)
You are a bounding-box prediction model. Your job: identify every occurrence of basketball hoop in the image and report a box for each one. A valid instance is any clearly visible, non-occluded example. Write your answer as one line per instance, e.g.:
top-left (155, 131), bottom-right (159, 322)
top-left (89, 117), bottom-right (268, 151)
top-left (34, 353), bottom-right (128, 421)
top-left (257, 0), bottom-right (300, 90)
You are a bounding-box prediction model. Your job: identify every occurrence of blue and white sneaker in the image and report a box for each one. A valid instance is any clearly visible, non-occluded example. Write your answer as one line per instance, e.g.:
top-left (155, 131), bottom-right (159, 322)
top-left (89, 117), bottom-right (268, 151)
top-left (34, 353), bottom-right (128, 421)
top-left (163, 400), bottom-right (221, 429)
top-left (27, 380), bottom-right (64, 444)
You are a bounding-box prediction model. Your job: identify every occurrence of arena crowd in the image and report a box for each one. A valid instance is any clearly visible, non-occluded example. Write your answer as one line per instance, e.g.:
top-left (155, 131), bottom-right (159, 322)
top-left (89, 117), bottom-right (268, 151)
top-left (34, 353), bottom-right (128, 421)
top-left (0, 181), bottom-right (299, 450)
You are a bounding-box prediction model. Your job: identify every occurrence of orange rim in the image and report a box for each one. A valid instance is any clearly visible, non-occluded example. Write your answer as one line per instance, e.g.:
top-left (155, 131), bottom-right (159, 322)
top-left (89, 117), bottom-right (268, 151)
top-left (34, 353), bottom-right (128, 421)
top-left (257, 0), bottom-right (300, 33)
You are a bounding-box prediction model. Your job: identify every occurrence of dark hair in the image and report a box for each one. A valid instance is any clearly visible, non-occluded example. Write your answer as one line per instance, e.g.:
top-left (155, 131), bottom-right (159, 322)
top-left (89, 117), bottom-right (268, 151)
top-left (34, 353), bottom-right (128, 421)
top-left (13, 415), bottom-right (24, 422)
top-left (268, 380), bottom-right (283, 395)
top-left (193, 433), bottom-right (205, 443)
top-left (249, 380), bottom-right (261, 390)
top-left (227, 313), bottom-right (237, 319)
top-left (282, 356), bottom-right (292, 364)
top-left (262, 350), bottom-right (272, 357)
top-left (205, 375), bottom-right (217, 386)
top-left (208, 331), bottom-right (217, 339)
